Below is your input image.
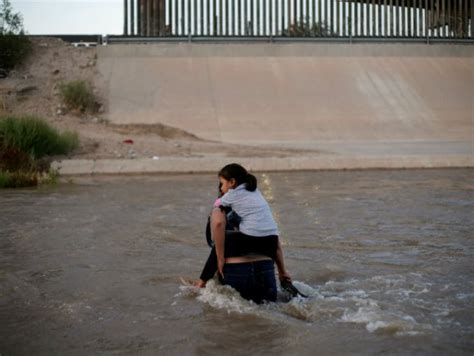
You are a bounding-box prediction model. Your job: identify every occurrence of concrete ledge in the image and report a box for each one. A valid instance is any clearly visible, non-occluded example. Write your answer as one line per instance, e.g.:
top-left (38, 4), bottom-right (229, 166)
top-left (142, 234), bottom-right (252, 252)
top-left (52, 155), bottom-right (474, 175)
top-left (98, 42), bottom-right (474, 58)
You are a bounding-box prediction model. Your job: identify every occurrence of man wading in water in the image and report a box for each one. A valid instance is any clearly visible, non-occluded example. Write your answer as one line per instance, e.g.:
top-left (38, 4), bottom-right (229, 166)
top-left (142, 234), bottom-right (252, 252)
top-left (193, 163), bottom-right (293, 304)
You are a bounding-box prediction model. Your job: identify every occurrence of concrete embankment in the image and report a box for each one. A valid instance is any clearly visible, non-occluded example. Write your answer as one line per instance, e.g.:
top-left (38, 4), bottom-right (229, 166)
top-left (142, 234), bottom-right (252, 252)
top-left (58, 41), bottom-right (473, 175)
top-left (52, 155), bottom-right (473, 175)
top-left (97, 42), bottom-right (473, 145)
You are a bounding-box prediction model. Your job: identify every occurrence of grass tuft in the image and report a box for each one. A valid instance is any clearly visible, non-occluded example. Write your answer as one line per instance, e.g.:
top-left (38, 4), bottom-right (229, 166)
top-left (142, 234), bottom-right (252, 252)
top-left (59, 80), bottom-right (98, 113)
top-left (0, 115), bottom-right (79, 159)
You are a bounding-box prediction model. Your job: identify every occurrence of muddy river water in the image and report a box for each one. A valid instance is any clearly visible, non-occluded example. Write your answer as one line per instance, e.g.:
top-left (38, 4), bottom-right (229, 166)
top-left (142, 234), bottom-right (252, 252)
top-left (1, 169), bottom-right (473, 355)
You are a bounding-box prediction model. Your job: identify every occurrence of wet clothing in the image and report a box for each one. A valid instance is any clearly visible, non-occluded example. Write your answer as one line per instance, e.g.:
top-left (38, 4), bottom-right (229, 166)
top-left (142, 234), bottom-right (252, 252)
top-left (199, 191), bottom-right (280, 304)
top-left (222, 260), bottom-right (277, 304)
top-left (199, 232), bottom-right (279, 281)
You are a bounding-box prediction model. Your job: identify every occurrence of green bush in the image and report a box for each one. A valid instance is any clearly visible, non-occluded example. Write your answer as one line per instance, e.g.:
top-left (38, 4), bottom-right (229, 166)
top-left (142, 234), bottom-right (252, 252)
top-left (0, 115), bottom-right (79, 159)
top-left (0, 33), bottom-right (32, 71)
top-left (0, 169), bottom-right (37, 188)
top-left (0, 170), bottom-right (9, 187)
top-left (0, 168), bottom-right (60, 188)
top-left (59, 80), bottom-right (98, 113)
top-left (0, 144), bottom-right (33, 171)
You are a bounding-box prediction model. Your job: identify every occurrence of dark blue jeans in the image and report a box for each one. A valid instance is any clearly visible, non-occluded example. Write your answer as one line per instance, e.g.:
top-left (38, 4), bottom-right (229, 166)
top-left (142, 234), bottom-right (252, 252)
top-left (222, 260), bottom-right (277, 304)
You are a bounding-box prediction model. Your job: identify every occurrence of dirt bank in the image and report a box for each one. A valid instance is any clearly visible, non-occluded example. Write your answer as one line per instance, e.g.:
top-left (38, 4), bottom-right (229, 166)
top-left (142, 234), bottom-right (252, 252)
top-left (0, 37), bottom-right (319, 160)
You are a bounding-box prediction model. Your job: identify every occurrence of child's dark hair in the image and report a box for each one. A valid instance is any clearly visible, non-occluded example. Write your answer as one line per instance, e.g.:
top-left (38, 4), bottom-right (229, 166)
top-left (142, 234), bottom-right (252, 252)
top-left (218, 163), bottom-right (257, 192)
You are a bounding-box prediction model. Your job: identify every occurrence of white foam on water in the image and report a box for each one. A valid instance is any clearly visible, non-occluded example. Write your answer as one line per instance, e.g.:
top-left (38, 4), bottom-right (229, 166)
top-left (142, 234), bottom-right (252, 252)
top-left (292, 281), bottom-right (320, 297)
top-left (456, 292), bottom-right (474, 300)
top-left (195, 280), bottom-right (258, 314)
top-left (341, 305), bottom-right (420, 335)
top-left (176, 273), bottom-right (464, 336)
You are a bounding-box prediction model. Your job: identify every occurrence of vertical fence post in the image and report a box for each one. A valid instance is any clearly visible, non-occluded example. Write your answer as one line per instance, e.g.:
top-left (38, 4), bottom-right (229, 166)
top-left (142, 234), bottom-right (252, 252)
top-left (124, 0), bottom-right (129, 35)
top-left (426, 0), bottom-right (431, 42)
top-left (280, 0), bottom-right (284, 36)
top-left (131, 0), bottom-right (135, 35)
top-left (211, 0), bottom-right (214, 35)
top-left (434, 0), bottom-right (438, 38)
top-left (159, 0), bottom-right (165, 35)
top-left (362, 0), bottom-right (366, 37)
top-left (276, 0), bottom-right (280, 36)
top-left (176, 0), bottom-right (180, 35)
top-left (420, 0), bottom-right (425, 38)
top-left (151, 0), bottom-right (155, 36)
top-left (173, 0), bottom-right (178, 35)
top-left (318, 0), bottom-right (322, 33)
top-left (413, 0), bottom-right (417, 37)
top-left (323, 0), bottom-right (327, 34)
top-left (312, 0), bottom-right (316, 34)
top-left (167, 0), bottom-right (172, 36)
top-left (254, 0), bottom-right (257, 36)
top-left (236, 0), bottom-right (241, 36)
top-left (146, 0), bottom-right (151, 35)
top-left (187, 0), bottom-right (191, 39)
top-left (137, 0), bottom-right (142, 36)
top-left (453, 0), bottom-right (456, 38)
top-left (407, 0), bottom-right (411, 37)
top-left (372, 0), bottom-right (376, 37)
top-left (218, 0), bottom-right (222, 35)
top-left (193, 0), bottom-right (197, 35)
top-left (389, 0), bottom-right (393, 37)
top-left (155, 0), bottom-right (159, 36)
top-left (358, 0), bottom-right (360, 37)
top-left (445, 0), bottom-right (449, 38)
top-left (402, 0), bottom-right (406, 37)
top-left (292, 0), bottom-right (296, 33)
top-left (463, 0), bottom-right (468, 38)
top-left (364, 0), bottom-right (368, 37)
top-left (269, 0), bottom-right (273, 37)
top-left (207, 0), bottom-right (211, 36)
top-left (141, 0), bottom-right (145, 36)
top-left (307, 0), bottom-right (311, 32)
top-left (471, 0), bottom-right (474, 38)
top-left (244, 0), bottom-right (248, 35)
top-left (329, 0), bottom-right (333, 35)
top-left (228, 0), bottom-right (232, 36)
top-left (250, 0), bottom-right (254, 36)
top-left (342, 0), bottom-right (346, 36)
top-left (458, 0), bottom-right (461, 38)
top-left (349, 0), bottom-right (353, 39)
top-left (439, 0), bottom-right (444, 37)
top-left (357, 0), bottom-right (362, 36)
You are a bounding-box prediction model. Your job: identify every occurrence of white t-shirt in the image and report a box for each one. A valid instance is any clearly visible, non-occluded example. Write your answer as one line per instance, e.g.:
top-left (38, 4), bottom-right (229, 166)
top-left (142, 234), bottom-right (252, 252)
top-left (216, 184), bottom-right (279, 237)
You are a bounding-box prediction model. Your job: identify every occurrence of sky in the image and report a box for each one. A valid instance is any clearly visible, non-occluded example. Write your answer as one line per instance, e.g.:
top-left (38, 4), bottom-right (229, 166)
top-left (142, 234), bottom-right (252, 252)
top-left (11, 0), bottom-right (124, 35)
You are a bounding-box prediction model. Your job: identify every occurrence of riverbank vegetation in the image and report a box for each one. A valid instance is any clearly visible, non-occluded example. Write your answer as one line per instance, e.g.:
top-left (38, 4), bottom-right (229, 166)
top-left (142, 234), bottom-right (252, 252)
top-left (0, 0), bottom-right (32, 72)
top-left (59, 80), bottom-right (99, 114)
top-left (0, 115), bottom-right (78, 188)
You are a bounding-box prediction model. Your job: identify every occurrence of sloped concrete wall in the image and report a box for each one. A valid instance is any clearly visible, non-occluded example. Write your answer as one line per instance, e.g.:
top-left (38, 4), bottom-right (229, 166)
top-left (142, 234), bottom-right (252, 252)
top-left (97, 43), bottom-right (473, 144)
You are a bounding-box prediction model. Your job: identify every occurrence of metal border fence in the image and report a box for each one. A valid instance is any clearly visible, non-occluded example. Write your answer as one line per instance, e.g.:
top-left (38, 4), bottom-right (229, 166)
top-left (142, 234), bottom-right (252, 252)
top-left (122, 0), bottom-right (473, 41)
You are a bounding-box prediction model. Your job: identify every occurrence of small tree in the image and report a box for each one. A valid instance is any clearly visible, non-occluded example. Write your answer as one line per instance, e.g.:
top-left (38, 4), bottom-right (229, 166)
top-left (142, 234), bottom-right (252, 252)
top-left (0, 0), bottom-right (24, 35)
top-left (0, 0), bottom-right (31, 71)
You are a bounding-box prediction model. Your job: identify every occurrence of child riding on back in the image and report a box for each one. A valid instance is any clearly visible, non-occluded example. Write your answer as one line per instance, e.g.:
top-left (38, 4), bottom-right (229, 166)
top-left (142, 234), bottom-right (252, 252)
top-left (195, 163), bottom-right (291, 304)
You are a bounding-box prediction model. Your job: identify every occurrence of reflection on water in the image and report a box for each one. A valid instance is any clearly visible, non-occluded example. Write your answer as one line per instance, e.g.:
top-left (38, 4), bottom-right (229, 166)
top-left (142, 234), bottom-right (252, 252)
top-left (0, 169), bottom-right (473, 355)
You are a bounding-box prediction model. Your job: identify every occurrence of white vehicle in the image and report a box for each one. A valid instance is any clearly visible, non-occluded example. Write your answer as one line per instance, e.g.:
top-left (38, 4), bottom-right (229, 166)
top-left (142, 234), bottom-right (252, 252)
top-left (71, 42), bottom-right (97, 48)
